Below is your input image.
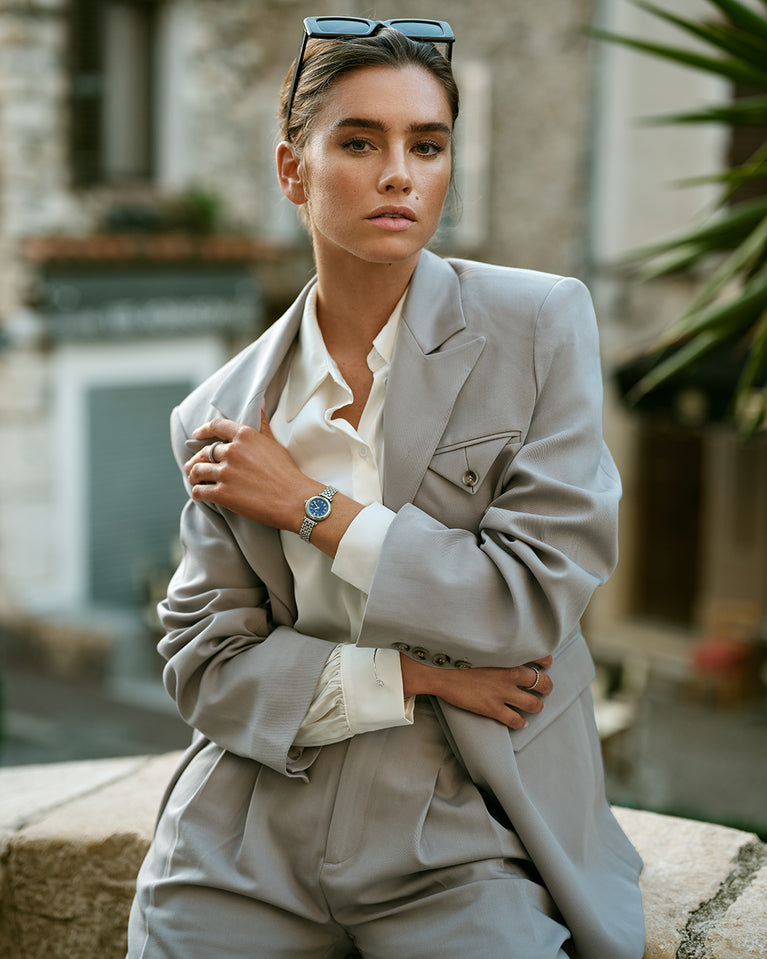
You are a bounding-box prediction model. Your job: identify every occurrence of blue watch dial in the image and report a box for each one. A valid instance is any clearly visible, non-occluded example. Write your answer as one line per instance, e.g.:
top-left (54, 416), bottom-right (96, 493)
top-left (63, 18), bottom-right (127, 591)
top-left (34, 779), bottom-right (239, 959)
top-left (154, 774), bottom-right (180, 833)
top-left (306, 495), bottom-right (331, 520)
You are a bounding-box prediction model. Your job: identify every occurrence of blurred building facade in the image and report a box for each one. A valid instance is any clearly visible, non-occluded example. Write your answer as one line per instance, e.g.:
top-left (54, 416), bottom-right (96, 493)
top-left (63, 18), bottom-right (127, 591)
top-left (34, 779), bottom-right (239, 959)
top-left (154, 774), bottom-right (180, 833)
top-left (0, 0), bottom-right (764, 667)
top-left (590, 0), bottom-right (767, 640)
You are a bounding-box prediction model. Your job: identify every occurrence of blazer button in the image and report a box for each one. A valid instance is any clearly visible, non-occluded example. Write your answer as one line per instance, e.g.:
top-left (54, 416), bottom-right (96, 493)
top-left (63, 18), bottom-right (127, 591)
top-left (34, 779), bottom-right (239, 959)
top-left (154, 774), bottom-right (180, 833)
top-left (454, 659), bottom-right (472, 669)
top-left (412, 646), bottom-right (429, 660)
top-left (432, 652), bottom-right (451, 667)
top-left (391, 642), bottom-right (410, 652)
top-left (462, 469), bottom-right (479, 488)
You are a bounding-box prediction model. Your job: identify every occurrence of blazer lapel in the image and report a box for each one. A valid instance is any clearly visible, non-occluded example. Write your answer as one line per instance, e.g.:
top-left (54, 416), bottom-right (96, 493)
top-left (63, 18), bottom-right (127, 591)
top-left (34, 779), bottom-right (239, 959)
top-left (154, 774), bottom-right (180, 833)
top-left (188, 254), bottom-right (483, 606)
top-left (383, 251), bottom-right (485, 510)
top-left (210, 279), bottom-right (313, 427)
top-left (205, 279), bottom-right (315, 621)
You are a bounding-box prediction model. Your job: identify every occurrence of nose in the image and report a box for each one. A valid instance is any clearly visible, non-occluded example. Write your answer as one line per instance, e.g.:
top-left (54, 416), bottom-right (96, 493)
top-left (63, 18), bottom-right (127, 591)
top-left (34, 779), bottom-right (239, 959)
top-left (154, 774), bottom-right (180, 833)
top-left (379, 148), bottom-right (412, 194)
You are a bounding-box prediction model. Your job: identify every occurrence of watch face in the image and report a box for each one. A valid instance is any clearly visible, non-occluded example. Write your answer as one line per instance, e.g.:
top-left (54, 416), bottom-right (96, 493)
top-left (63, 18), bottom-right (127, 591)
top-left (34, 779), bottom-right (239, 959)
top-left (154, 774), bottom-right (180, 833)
top-left (306, 495), bottom-right (331, 520)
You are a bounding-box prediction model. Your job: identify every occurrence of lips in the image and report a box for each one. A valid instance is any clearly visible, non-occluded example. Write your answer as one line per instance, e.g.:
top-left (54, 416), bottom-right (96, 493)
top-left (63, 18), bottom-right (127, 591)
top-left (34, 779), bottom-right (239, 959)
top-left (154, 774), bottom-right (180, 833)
top-left (368, 206), bottom-right (416, 222)
top-left (366, 206), bottom-right (418, 233)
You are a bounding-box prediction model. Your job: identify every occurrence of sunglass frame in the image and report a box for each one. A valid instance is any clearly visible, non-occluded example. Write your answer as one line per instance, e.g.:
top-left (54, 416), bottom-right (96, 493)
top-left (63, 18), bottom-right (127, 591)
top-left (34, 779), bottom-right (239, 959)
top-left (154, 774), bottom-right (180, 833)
top-left (285, 17), bottom-right (455, 135)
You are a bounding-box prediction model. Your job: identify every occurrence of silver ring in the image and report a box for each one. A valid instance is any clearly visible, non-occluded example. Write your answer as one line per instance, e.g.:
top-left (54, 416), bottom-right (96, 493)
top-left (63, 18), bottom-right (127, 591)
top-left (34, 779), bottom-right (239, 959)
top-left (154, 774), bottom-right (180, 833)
top-left (525, 664), bottom-right (541, 691)
top-left (208, 441), bottom-right (225, 463)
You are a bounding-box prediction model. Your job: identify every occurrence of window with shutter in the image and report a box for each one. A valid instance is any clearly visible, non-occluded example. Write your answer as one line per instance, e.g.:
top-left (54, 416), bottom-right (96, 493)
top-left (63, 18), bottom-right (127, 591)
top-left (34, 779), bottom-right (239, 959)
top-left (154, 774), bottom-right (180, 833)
top-left (69, 0), bottom-right (160, 186)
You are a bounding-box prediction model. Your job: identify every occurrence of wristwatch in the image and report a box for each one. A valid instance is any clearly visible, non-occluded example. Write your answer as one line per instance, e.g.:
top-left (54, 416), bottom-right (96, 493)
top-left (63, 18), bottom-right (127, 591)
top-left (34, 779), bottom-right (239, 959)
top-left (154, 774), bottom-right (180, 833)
top-left (299, 486), bottom-right (337, 543)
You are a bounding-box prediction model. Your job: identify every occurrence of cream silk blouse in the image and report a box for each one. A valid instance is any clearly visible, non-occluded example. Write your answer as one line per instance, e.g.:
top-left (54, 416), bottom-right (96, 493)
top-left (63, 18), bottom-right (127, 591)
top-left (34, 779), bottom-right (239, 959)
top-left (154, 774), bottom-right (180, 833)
top-left (270, 285), bottom-right (415, 747)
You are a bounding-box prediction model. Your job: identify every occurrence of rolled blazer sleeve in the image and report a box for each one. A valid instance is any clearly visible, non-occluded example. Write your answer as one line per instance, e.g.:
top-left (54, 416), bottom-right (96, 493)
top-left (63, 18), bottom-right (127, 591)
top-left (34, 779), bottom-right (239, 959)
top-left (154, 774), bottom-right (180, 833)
top-left (355, 276), bottom-right (621, 668)
top-left (157, 408), bottom-right (335, 776)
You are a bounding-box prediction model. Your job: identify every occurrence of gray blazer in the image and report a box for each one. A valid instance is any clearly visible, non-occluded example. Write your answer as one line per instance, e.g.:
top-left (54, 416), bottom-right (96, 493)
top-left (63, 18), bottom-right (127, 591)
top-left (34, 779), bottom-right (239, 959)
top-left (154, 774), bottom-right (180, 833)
top-left (158, 250), bottom-right (644, 959)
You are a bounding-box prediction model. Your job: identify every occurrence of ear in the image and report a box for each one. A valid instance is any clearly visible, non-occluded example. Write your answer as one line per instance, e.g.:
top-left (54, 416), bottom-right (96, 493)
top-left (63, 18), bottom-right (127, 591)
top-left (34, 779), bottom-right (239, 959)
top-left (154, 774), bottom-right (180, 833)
top-left (276, 141), bottom-right (308, 206)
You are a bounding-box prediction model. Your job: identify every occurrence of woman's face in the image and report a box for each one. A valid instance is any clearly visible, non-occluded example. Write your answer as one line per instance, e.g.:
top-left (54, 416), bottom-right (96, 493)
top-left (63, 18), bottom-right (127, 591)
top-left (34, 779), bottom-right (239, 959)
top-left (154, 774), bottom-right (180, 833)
top-left (293, 64), bottom-right (453, 272)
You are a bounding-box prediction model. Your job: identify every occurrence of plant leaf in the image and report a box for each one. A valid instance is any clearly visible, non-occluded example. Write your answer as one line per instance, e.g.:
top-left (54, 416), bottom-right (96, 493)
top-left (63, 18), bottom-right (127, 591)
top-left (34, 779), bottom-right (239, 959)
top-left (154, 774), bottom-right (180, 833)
top-left (594, 0), bottom-right (767, 432)
top-left (737, 307), bottom-right (767, 391)
top-left (657, 264), bottom-right (767, 346)
top-left (705, 0), bottom-right (767, 44)
top-left (674, 161), bottom-right (767, 191)
top-left (677, 214), bottom-right (767, 317)
top-left (633, 0), bottom-right (767, 65)
top-left (634, 246), bottom-right (713, 280)
top-left (735, 310), bottom-right (767, 433)
top-left (642, 97), bottom-right (767, 127)
top-left (588, 28), bottom-right (767, 87)
top-left (628, 198), bottom-right (767, 262)
top-left (627, 329), bottom-right (735, 402)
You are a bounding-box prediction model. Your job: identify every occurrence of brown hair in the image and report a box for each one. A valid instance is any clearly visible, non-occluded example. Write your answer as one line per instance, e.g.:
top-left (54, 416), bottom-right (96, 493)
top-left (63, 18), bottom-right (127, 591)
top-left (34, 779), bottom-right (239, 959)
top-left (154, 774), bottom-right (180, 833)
top-left (278, 28), bottom-right (460, 232)
top-left (278, 27), bottom-right (459, 152)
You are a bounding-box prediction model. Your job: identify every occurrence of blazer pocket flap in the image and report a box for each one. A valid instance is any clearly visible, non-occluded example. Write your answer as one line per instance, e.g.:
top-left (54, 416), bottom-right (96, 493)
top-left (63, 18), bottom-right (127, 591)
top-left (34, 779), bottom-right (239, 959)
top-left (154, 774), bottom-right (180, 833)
top-left (429, 431), bottom-right (521, 494)
top-left (510, 632), bottom-right (596, 752)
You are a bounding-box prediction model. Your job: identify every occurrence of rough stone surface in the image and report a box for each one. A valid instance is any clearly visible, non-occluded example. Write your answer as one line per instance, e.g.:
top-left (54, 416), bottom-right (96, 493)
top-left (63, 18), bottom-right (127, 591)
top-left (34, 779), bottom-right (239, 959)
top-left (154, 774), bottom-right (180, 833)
top-left (0, 753), bottom-right (179, 959)
top-left (703, 858), bottom-right (767, 959)
top-left (0, 755), bottom-right (766, 959)
top-left (17, 752), bottom-right (177, 842)
top-left (613, 806), bottom-right (762, 959)
top-left (0, 755), bottom-right (144, 832)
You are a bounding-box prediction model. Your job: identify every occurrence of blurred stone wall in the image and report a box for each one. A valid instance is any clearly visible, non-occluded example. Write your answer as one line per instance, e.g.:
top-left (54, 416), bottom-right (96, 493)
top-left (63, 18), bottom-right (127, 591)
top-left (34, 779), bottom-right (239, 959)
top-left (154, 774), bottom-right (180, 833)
top-left (0, 0), bottom-right (598, 623)
top-left (0, 0), bottom-right (597, 280)
top-left (187, 0), bottom-right (597, 274)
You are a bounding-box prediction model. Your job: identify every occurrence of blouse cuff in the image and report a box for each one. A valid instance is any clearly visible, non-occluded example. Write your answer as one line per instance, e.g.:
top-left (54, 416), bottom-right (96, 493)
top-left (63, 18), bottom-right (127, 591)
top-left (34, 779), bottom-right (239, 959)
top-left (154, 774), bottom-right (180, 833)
top-left (331, 502), bottom-right (396, 594)
top-left (341, 645), bottom-right (415, 735)
top-left (292, 644), bottom-right (350, 747)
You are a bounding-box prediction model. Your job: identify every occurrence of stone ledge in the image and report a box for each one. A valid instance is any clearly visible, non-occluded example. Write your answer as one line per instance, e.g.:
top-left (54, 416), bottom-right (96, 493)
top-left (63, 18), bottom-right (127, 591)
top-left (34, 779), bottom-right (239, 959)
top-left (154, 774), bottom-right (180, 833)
top-left (612, 807), bottom-right (767, 958)
top-left (1, 753), bottom-right (765, 959)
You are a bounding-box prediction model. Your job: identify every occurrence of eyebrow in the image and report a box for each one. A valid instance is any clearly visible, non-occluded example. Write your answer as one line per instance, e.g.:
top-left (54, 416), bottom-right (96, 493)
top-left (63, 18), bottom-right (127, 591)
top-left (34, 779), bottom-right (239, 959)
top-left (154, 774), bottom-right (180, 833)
top-left (333, 118), bottom-right (452, 136)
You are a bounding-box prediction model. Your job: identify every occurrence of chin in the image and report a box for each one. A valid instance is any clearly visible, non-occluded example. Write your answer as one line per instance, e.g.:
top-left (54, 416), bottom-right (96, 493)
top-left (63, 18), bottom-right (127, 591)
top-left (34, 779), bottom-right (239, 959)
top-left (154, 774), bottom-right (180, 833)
top-left (361, 237), bottom-right (431, 264)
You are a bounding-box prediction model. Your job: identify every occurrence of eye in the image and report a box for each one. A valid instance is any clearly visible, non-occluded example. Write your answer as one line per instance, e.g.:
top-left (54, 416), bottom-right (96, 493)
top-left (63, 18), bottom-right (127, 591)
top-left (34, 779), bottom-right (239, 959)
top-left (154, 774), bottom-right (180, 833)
top-left (413, 140), bottom-right (444, 157)
top-left (342, 137), bottom-right (374, 153)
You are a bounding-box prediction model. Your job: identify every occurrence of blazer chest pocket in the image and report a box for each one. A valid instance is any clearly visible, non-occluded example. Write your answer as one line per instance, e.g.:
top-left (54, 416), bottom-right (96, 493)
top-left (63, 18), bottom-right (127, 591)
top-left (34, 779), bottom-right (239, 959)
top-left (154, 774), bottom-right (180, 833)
top-left (429, 431), bottom-right (522, 495)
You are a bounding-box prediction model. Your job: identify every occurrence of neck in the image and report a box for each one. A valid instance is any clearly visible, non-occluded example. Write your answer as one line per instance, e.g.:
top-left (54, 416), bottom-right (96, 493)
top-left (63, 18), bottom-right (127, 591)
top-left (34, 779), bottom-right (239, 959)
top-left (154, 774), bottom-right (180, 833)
top-left (313, 251), bottom-right (420, 352)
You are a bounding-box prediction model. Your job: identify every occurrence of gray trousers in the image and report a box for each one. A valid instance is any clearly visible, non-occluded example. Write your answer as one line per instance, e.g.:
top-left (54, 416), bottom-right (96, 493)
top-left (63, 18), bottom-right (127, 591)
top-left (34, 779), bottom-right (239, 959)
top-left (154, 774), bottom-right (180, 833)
top-left (127, 700), bottom-right (570, 959)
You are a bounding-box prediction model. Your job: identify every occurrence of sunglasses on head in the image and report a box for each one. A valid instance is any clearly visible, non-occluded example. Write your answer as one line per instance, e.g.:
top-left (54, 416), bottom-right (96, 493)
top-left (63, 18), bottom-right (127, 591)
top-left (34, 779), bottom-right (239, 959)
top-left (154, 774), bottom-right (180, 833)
top-left (285, 17), bottom-right (455, 135)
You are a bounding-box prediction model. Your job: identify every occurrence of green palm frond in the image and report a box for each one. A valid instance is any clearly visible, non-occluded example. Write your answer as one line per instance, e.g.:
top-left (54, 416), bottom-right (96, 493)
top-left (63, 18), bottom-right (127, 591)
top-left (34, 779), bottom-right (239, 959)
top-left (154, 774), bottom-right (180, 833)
top-left (629, 196), bottom-right (767, 272)
top-left (634, 0), bottom-right (767, 65)
top-left (595, 0), bottom-right (767, 433)
top-left (643, 96), bottom-right (767, 127)
top-left (705, 0), bottom-right (767, 41)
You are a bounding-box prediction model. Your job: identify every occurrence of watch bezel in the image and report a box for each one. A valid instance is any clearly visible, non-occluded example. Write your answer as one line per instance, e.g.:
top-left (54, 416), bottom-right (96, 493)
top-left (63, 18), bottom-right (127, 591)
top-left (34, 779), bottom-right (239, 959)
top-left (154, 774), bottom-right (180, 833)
top-left (304, 493), bottom-right (332, 522)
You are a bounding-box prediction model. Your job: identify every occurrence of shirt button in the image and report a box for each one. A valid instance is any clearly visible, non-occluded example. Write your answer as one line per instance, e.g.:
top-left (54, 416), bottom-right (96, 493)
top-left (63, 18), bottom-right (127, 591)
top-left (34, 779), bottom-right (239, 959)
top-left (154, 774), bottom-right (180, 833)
top-left (454, 659), bottom-right (473, 669)
top-left (391, 642), bottom-right (410, 652)
top-left (359, 447), bottom-right (369, 458)
top-left (432, 652), bottom-right (451, 667)
top-left (412, 646), bottom-right (429, 660)
top-left (462, 470), bottom-right (479, 488)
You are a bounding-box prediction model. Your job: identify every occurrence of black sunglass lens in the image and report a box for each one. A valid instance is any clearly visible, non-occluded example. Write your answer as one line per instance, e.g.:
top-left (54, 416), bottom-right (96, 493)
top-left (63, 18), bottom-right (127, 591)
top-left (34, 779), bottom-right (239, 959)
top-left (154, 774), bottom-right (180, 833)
top-left (388, 21), bottom-right (448, 39)
top-left (312, 18), bottom-right (373, 35)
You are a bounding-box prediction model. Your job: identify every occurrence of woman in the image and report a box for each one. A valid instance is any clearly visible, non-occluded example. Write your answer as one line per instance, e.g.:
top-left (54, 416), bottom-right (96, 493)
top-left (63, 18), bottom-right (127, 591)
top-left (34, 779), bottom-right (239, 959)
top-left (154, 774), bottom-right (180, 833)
top-left (127, 18), bottom-right (644, 959)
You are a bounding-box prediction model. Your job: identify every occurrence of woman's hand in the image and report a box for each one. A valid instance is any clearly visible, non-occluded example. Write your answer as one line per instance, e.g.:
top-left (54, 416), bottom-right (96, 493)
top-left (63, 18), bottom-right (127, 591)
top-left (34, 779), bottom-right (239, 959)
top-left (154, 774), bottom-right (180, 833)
top-left (185, 415), bottom-right (364, 554)
top-left (185, 415), bottom-right (308, 530)
top-left (400, 654), bottom-right (554, 729)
